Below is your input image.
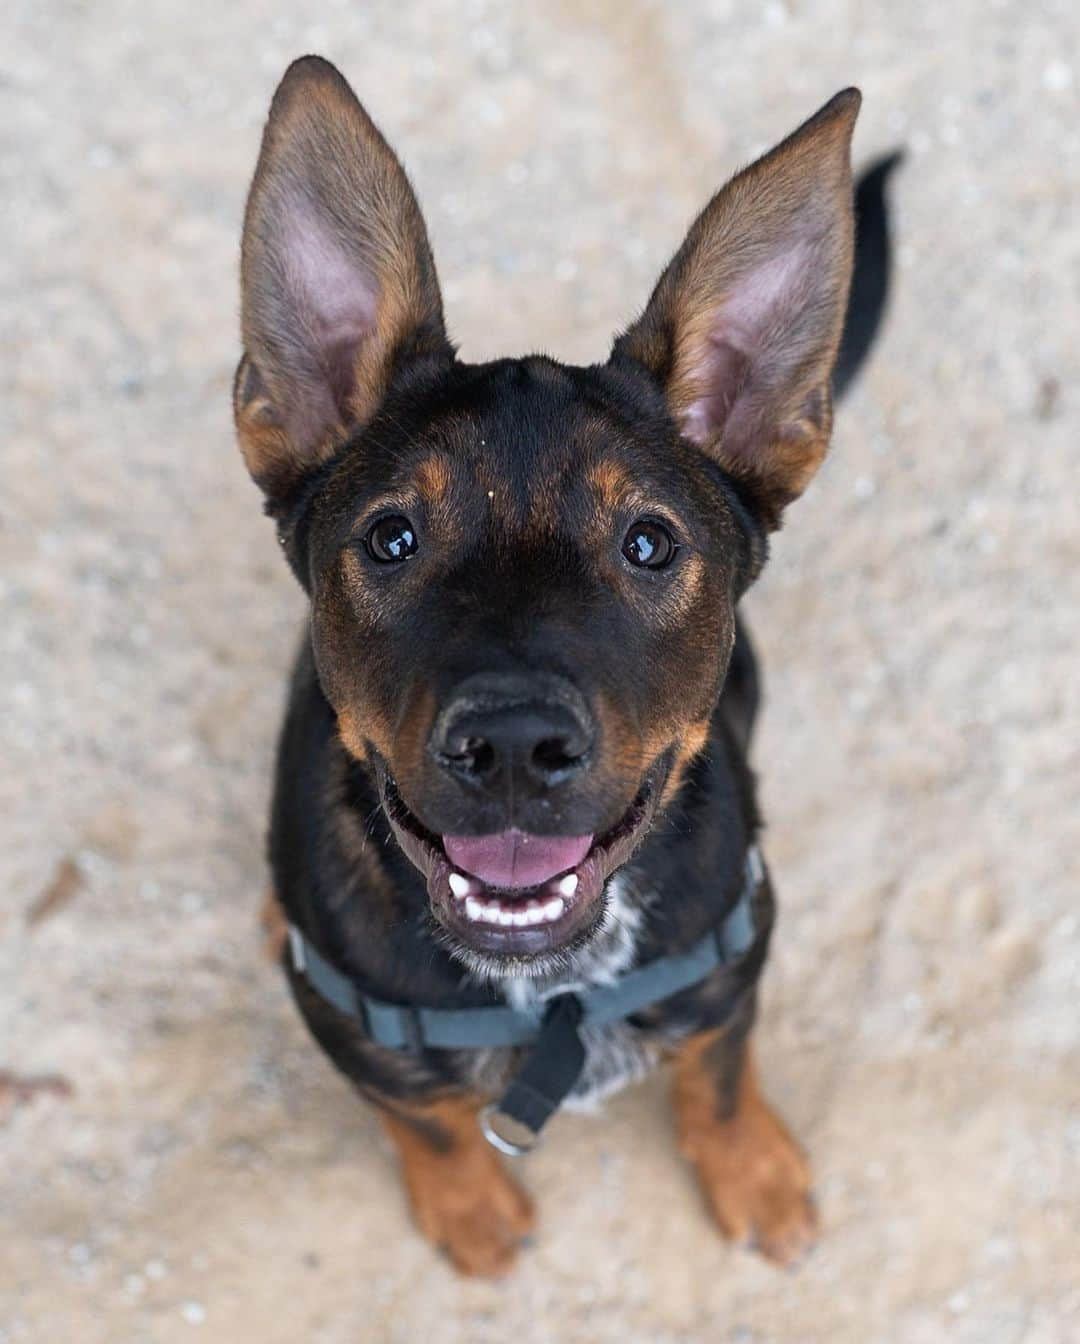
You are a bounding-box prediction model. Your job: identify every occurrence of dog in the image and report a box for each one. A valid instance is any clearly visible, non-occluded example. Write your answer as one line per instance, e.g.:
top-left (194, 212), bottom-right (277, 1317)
top-left (233, 56), bottom-right (894, 1277)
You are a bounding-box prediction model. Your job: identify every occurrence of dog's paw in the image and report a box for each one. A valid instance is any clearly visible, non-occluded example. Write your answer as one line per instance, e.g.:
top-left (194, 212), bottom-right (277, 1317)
top-left (685, 1098), bottom-right (818, 1267)
top-left (406, 1158), bottom-right (535, 1278)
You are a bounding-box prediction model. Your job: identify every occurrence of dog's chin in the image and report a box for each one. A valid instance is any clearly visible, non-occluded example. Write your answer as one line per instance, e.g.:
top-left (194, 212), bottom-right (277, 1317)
top-left (378, 768), bottom-right (666, 977)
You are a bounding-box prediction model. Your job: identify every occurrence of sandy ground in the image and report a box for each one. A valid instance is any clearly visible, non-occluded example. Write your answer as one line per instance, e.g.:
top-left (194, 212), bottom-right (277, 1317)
top-left (3, 2), bottom-right (1079, 1341)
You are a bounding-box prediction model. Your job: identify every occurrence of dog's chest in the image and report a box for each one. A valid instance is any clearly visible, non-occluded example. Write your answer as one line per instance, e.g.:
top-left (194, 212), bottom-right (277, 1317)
top-left (559, 1020), bottom-right (661, 1112)
top-left (469, 878), bottom-right (663, 1111)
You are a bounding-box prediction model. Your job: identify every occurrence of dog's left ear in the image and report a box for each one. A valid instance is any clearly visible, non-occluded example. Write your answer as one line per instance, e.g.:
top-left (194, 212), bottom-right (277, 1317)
top-left (235, 56), bottom-right (449, 503)
top-left (613, 89), bottom-right (860, 527)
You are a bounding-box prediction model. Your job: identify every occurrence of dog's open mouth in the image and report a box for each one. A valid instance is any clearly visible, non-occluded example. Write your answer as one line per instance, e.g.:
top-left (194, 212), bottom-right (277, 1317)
top-left (380, 771), bottom-right (665, 956)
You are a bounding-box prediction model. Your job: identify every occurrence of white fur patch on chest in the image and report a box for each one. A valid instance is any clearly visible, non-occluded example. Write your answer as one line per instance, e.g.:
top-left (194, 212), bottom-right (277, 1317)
top-left (496, 875), bottom-right (662, 1111)
top-left (559, 1020), bottom-right (661, 1113)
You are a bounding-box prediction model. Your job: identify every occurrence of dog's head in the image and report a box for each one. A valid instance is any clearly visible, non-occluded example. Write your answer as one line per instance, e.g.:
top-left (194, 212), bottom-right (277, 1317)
top-left (235, 57), bottom-right (858, 974)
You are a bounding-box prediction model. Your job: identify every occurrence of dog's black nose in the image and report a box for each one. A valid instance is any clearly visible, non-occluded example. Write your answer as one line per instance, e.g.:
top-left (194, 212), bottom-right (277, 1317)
top-left (430, 674), bottom-right (594, 791)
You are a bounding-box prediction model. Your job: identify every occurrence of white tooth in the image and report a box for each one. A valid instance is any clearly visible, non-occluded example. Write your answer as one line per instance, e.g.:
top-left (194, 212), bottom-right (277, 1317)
top-left (465, 896), bottom-right (484, 922)
top-left (542, 897), bottom-right (565, 922)
top-left (483, 903), bottom-right (502, 924)
top-left (497, 908), bottom-right (515, 927)
top-left (557, 873), bottom-right (579, 898)
top-left (512, 910), bottom-right (530, 927)
top-left (448, 872), bottom-right (470, 899)
top-left (526, 904), bottom-right (545, 925)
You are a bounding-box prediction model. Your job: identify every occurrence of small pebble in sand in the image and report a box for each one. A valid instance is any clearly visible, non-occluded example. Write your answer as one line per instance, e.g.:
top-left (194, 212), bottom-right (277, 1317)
top-left (180, 1301), bottom-right (206, 1326)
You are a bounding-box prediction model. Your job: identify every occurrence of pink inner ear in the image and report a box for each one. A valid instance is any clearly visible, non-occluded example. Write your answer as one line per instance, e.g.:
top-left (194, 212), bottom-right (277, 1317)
top-left (280, 200), bottom-right (381, 431)
top-left (681, 242), bottom-right (813, 449)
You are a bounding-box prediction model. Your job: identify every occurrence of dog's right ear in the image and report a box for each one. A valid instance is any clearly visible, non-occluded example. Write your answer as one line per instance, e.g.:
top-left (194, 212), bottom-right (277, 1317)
top-left (235, 56), bottom-right (449, 503)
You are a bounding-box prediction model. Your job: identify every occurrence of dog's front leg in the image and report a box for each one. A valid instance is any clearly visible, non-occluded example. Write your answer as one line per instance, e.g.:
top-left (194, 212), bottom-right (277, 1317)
top-left (380, 1093), bottom-right (535, 1277)
top-left (670, 1018), bottom-right (818, 1266)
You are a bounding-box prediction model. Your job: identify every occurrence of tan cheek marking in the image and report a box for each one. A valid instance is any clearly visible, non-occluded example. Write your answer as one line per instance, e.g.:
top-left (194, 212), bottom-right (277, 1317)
top-left (335, 672), bottom-right (436, 797)
top-left (390, 682), bottom-right (438, 792)
top-left (323, 546), bottom-right (439, 780)
top-left (652, 716), bottom-right (710, 810)
top-left (336, 708), bottom-right (369, 762)
top-left (312, 558), bottom-right (393, 762)
top-left (592, 691), bottom-right (648, 788)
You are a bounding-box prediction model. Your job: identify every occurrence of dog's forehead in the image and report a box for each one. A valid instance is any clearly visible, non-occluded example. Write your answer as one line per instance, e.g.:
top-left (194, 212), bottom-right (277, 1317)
top-left (419, 356), bottom-right (651, 510)
top-left (321, 353), bottom-right (698, 554)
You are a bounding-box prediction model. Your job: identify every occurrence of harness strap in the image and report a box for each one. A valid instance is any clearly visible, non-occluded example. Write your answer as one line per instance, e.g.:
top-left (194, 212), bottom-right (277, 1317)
top-left (483, 995), bottom-right (588, 1155)
top-left (287, 844), bottom-right (767, 1152)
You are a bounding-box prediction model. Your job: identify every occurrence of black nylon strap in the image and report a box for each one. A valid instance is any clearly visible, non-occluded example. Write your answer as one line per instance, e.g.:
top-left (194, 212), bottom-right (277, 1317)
top-left (483, 995), bottom-right (587, 1152)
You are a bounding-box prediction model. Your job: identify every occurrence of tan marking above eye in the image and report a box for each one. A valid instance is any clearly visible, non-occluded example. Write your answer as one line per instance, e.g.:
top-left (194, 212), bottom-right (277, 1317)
top-left (586, 460), bottom-right (633, 509)
top-left (414, 454), bottom-right (453, 503)
top-left (585, 463), bottom-right (692, 538)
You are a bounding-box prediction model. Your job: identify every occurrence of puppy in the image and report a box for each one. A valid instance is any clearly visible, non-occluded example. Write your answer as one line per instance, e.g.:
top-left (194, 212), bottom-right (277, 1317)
top-left (234, 56), bottom-right (891, 1277)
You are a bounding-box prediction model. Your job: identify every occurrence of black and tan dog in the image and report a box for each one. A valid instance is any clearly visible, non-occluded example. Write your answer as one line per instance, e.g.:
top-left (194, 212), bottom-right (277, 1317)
top-left (235, 57), bottom-right (893, 1276)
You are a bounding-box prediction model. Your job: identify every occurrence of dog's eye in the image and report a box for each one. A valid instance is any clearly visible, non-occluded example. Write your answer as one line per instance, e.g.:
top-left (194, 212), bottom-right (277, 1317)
top-left (366, 515), bottom-right (418, 563)
top-left (621, 519), bottom-right (676, 569)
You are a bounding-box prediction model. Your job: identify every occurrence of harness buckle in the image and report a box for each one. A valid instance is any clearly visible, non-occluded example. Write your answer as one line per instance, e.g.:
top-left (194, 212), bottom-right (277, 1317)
top-left (479, 1103), bottom-right (541, 1157)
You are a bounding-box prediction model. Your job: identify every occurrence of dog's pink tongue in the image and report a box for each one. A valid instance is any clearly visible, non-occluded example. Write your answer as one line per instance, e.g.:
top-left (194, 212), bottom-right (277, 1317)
top-left (443, 829), bottom-right (593, 889)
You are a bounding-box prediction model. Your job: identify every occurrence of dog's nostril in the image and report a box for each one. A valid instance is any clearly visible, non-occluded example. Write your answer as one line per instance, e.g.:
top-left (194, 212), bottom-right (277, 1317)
top-left (444, 735), bottom-right (496, 778)
top-left (531, 735), bottom-right (581, 778)
top-left (465, 737), bottom-right (496, 777)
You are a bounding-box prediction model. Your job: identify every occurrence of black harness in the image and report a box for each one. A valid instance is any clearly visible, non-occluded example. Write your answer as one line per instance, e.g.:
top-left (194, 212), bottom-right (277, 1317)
top-left (287, 845), bottom-right (767, 1153)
